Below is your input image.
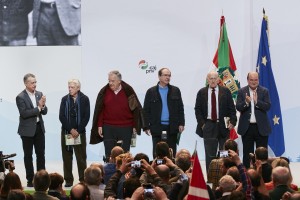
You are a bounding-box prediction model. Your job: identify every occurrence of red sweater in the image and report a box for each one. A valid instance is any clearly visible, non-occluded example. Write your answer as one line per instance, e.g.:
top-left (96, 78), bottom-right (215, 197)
top-left (98, 88), bottom-right (134, 127)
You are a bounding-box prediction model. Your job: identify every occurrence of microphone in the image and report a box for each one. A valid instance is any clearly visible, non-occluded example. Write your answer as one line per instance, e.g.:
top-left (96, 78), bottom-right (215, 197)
top-left (2, 153), bottom-right (17, 159)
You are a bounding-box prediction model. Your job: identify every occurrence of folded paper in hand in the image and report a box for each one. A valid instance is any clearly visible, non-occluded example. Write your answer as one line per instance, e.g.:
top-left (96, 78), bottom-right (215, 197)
top-left (65, 134), bottom-right (81, 145)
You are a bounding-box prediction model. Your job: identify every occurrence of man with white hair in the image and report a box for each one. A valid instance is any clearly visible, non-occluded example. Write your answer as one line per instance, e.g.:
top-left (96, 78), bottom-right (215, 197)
top-left (59, 79), bottom-right (90, 187)
top-left (218, 175), bottom-right (237, 199)
top-left (84, 166), bottom-right (104, 200)
top-left (269, 166), bottom-right (295, 200)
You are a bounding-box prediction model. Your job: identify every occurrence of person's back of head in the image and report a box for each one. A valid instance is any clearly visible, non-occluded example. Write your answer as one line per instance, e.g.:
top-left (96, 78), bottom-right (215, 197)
top-left (49, 172), bottom-right (64, 190)
top-left (175, 152), bottom-right (191, 172)
top-left (272, 166), bottom-right (290, 186)
top-left (7, 189), bottom-right (25, 200)
top-left (155, 141), bottom-right (171, 159)
top-left (226, 166), bottom-right (240, 183)
top-left (123, 177), bottom-right (141, 198)
top-left (247, 169), bottom-right (261, 188)
top-left (0, 172), bottom-right (22, 198)
top-left (110, 146), bottom-right (124, 163)
top-left (255, 147), bottom-right (268, 161)
top-left (155, 164), bottom-right (170, 183)
top-left (84, 166), bottom-right (102, 186)
top-left (70, 183), bottom-right (90, 200)
top-left (224, 139), bottom-right (238, 153)
top-left (90, 162), bottom-right (105, 183)
top-left (222, 158), bottom-right (236, 176)
top-left (33, 170), bottom-right (51, 192)
top-left (219, 175), bottom-right (237, 193)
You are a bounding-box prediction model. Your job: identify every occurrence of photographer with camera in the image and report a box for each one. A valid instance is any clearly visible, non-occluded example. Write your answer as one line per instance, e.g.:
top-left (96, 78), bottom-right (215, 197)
top-left (130, 185), bottom-right (169, 200)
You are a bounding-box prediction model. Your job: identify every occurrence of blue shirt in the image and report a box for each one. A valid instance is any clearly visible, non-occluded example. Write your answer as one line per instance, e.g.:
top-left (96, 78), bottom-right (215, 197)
top-left (159, 85), bottom-right (169, 125)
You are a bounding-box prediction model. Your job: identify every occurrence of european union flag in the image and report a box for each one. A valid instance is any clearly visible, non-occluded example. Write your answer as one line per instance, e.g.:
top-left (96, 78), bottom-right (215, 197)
top-left (256, 15), bottom-right (285, 156)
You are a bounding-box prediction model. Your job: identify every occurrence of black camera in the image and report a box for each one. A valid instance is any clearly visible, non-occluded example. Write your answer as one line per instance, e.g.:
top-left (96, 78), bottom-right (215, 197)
top-left (0, 151), bottom-right (17, 173)
top-left (155, 159), bottom-right (165, 165)
top-left (143, 183), bottom-right (154, 198)
top-left (131, 160), bottom-right (141, 168)
top-left (219, 150), bottom-right (229, 158)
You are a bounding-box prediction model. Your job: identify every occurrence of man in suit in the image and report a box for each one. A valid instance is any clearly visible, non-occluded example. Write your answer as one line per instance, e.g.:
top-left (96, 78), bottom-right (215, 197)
top-left (59, 79), bottom-right (90, 187)
top-left (16, 73), bottom-right (47, 187)
top-left (195, 71), bottom-right (237, 172)
top-left (32, 0), bottom-right (81, 45)
top-left (236, 71), bottom-right (271, 168)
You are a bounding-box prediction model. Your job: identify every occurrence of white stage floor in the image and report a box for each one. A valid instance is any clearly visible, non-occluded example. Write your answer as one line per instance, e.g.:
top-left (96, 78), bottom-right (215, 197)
top-left (8, 160), bottom-right (300, 189)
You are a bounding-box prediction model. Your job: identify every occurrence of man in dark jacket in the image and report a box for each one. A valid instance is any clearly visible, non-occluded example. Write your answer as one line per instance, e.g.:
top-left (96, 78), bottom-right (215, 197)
top-left (143, 68), bottom-right (185, 158)
top-left (59, 79), bottom-right (90, 187)
top-left (90, 70), bottom-right (144, 159)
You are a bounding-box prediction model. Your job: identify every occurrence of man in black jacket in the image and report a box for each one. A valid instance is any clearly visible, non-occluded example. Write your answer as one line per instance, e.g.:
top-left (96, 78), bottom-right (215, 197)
top-left (143, 68), bottom-right (185, 158)
top-left (59, 79), bottom-right (90, 187)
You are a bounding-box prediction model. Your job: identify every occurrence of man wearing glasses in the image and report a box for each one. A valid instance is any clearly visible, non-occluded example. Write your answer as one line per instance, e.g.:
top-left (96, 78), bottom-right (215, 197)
top-left (143, 68), bottom-right (185, 158)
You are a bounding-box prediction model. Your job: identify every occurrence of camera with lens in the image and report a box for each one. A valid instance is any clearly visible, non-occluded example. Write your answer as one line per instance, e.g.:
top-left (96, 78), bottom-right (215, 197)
top-left (0, 151), bottom-right (16, 173)
top-left (131, 160), bottom-right (141, 168)
top-left (179, 173), bottom-right (189, 182)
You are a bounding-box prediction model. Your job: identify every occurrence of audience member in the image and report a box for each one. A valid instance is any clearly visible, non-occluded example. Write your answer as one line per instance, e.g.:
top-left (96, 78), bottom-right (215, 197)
top-left (7, 189), bottom-right (26, 200)
top-left (207, 139), bottom-right (238, 190)
top-left (89, 163), bottom-right (105, 190)
top-left (229, 190), bottom-right (246, 200)
top-left (48, 173), bottom-right (69, 200)
top-left (247, 169), bottom-right (270, 200)
top-left (265, 158), bottom-right (298, 191)
top-left (130, 186), bottom-right (169, 200)
top-left (122, 177), bottom-right (141, 199)
top-left (0, 172), bottom-right (23, 200)
top-left (84, 166), bottom-right (104, 200)
top-left (254, 147), bottom-right (272, 183)
top-left (32, 170), bottom-right (59, 200)
top-left (103, 146), bottom-right (124, 185)
top-left (70, 183), bottom-right (90, 200)
top-left (269, 166), bottom-right (295, 200)
top-left (218, 175), bottom-right (237, 199)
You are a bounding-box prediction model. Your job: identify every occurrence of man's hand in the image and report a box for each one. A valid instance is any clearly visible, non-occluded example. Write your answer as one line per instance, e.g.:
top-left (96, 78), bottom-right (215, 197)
top-left (245, 92), bottom-right (251, 104)
top-left (98, 127), bottom-right (103, 138)
top-left (38, 95), bottom-right (46, 109)
top-left (179, 125), bottom-right (184, 133)
top-left (228, 149), bottom-right (241, 166)
top-left (70, 129), bottom-right (79, 138)
top-left (228, 122), bottom-right (235, 130)
top-left (144, 129), bottom-right (151, 136)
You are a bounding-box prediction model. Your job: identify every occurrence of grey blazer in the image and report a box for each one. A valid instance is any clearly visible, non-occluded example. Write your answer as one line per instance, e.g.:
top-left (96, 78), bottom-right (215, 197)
top-left (32, 0), bottom-right (81, 37)
top-left (16, 90), bottom-right (48, 137)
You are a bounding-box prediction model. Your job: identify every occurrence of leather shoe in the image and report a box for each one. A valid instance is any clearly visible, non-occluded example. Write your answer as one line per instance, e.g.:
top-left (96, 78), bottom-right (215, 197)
top-left (64, 183), bottom-right (73, 187)
top-left (27, 182), bottom-right (33, 187)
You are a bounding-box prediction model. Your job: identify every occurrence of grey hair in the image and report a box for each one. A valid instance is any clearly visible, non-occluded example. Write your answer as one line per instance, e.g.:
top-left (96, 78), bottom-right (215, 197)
top-left (219, 175), bottom-right (237, 192)
top-left (108, 70), bottom-right (122, 80)
top-left (68, 79), bottom-right (81, 89)
top-left (23, 73), bottom-right (35, 83)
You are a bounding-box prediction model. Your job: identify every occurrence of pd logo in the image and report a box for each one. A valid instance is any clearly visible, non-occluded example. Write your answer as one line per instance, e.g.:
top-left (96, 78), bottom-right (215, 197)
top-left (138, 60), bottom-right (148, 69)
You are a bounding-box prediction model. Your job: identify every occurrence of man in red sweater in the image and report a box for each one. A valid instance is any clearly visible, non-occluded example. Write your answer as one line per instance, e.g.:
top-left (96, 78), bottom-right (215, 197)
top-left (90, 70), bottom-right (144, 160)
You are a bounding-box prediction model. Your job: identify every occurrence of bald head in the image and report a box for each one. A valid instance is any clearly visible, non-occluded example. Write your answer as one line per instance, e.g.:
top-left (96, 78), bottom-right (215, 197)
top-left (110, 146), bottom-right (124, 161)
top-left (272, 166), bottom-right (290, 186)
top-left (247, 71), bottom-right (259, 90)
top-left (207, 71), bottom-right (219, 88)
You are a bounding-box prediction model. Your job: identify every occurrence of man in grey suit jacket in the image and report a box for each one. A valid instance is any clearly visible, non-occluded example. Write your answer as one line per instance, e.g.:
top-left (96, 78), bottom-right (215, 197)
top-left (236, 71), bottom-right (271, 168)
top-left (195, 71), bottom-right (237, 172)
top-left (32, 0), bottom-right (81, 45)
top-left (16, 73), bottom-right (47, 187)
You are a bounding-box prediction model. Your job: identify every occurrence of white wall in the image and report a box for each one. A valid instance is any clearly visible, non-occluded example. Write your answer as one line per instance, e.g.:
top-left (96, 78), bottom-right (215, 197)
top-left (0, 0), bottom-right (299, 162)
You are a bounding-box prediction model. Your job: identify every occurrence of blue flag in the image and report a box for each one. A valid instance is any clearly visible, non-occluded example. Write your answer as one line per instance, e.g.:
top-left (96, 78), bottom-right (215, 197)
top-left (256, 15), bottom-right (285, 156)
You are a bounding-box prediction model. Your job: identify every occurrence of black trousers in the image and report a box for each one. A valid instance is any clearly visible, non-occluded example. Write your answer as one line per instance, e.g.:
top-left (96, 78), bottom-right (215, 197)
top-left (21, 123), bottom-right (45, 183)
top-left (103, 125), bottom-right (132, 159)
top-left (61, 131), bottom-right (87, 184)
top-left (151, 124), bottom-right (177, 159)
top-left (242, 123), bottom-right (268, 168)
top-left (203, 120), bottom-right (228, 173)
